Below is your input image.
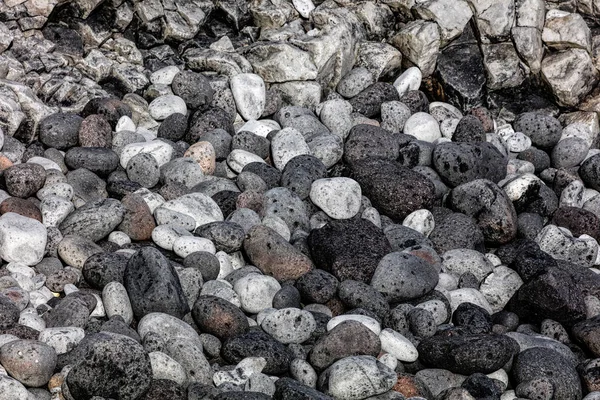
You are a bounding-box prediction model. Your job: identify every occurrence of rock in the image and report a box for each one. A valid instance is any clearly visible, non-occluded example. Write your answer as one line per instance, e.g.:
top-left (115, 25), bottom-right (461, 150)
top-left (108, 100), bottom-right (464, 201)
top-left (65, 332), bottom-right (152, 399)
top-left (403, 112), bottom-right (441, 142)
top-left (155, 193), bottom-right (224, 230)
top-left (308, 218), bottom-right (392, 282)
top-left (0, 339), bottom-right (56, 387)
top-left (0, 213), bottom-right (47, 266)
top-left (390, 20), bottom-right (440, 76)
top-left (0, 376), bottom-right (29, 400)
top-left (78, 114), bottom-right (112, 148)
top-left (230, 73), bottom-right (266, 121)
top-left (123, 247), bottom-right (189, 319)
top-left (512, 26), bottom-right (544, 73)
top-left (435, 42), bottom-right (486, 109)
top-left (243, 224), bottom-right (313, 281)
top-left (103, 282), bottom-right (134, 325)
top-left (171, 71), bottom-right (214, 110)
top-left (274, 377), bottom-right (333, 400)
top-left (542, 10), bottom-right (591, 51)
top-left (348, 82), bottom-right (399, 118)
top-left (0, 294), bottom-right (19, 330)
top-left (371, 252), bottom-right (438, 302)
top-left (418, 334), bottom-right (518, 375)
top-left (541, 49), bottom-right (598, 107)
top-left (59, 199), bottom-right (125, 242)
top-left (39, 113), bottom-right (82, 150)
top-left (414, 0), bottom-right (473, 44)
top-left (222, 330), bottom-right (292, 374)
top-left (271, 128), bottom-right (311, 171)
top-left (318, 356), bottom-right (397, 400)
top-left (245, 42), bottom-right (318, 82)
top-left (379, 328), bottom-right (419, 362)
top-left (309, 178), bottom-right (361, 220)
top-left (234, 273), bottom-right (281, 314)
top-left (337, 67), bottom-right (375, 99)
top-left (350, 158), bottom-right (435, 221)
top-left (512, 347), bottom-right (581, 400)
top-left (481, 42), bottom-right (527, 90)
top-left (343, 124), bottom-right (399, 164)
top-left (4, 163), bottom-right (46, 198)
top-left (572, 315), bottom-right (600, 356)
top-left (469, 0), bottom-right (515, 41)
top-left (192, 295), bottom-right (249, 340)
top-left (261, 308), bottom-right (316, 344)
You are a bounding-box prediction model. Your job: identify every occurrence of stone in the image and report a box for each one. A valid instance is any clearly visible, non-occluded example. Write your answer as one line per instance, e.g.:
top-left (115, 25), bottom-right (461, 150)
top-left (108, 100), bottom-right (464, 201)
top-left (222, 330), bottom-right (292, 374)
top-left (4, 163), bottom-right (46, 199)
top-left (230, 73), bottom-right (266, 121)
top-left (123, 247), bottom-right (189, 319)
top-left (390, 20), bottom-right (440, 76)
top-left (481, 42), bottom-right (527, 90)
top-left (371, 252), bottom-right (438, 302)
top-left (59, 199), bottom-right (125, 242)
top-left (38, 113), bottom-right (82, 150)
top-left (469, 0), bottom-right (515, 41)
top-left (120, 140), bottom-right (174, 169)
top-left (512, 26), bottom-right (544, 73)
top-left (0, 339), bottom-right (56, 387)
top-left (234, 273), bottom-right (281, 313)
top-left (261, 308), bottom-right (316, 344)
top-left (337, 67), bottom-right (375, 99)
top-left (350, 158), bottom-right (435, 221)
top-left (418, 334), bottom-right (518, 375)
top-left (349, 82), bottom-right (400, 118)
top-left (379, 328), bottom-right (419, 362)
top-left (541, 49), bottom-right (598, 107)
top-left (542, 10), bottom-right (591, 51)
top-left (274, 377), bottom-right (333, 400)
top-left (309, 178), bottom-right (362, 220)
top-left (271, 128), bottom-right (311, 171)
top-left (308, 218), bottom-right (392, 282)
top-left (318, 356), bottom-right (396, 400)
top-left (245, 42), bottom-right (318, 82)
top-left (103, 282), bottom-right (134, 325)
top-left (192, 295), bottom-right (249, 340)
top-left (512, 347), bottom-right (581, 400)
top-left (414, 0), bottom-right (473, 43)
top-left (393, 67), bottom-right (422, 97)
top-left (0, 213), bottom-right (47, 266)
top-left (403, 112), bottom-right (441, 142)
top-left (65, 332), bottom-right (152, 399)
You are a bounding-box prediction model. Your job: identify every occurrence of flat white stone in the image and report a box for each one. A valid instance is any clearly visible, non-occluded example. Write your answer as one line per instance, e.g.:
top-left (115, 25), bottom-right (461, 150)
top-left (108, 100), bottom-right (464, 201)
top-left (402, 209), bottom-right (435, 237)
top-left (309, 178), bottom-right (362, 220)
top-left (227, 149), bottom-right (265, 173)
top-left (0, 213), bottom-right (47, 266)
top-left (120, 140), bottom-right (174, 168)
top-left (234, 273), bottom-right (281, 314)
top-left (148, 95), bottom-right (187, 121)
top-left (230, 73), bottom-right (266, 121)
top-left (327, 314), bottom-right (381, 335)
top-left (379, 328), bottom-right (419, 362)
top-left (271, 128), bottom-right (311, 170)
top-left (155, 193), bottom-right (224, 230)
top-left (173, 236), bottom-right (216, 258)
top-left (403, 112), bottom-right (442, 142)
top-left (393, 67), bottom-right (422, 97)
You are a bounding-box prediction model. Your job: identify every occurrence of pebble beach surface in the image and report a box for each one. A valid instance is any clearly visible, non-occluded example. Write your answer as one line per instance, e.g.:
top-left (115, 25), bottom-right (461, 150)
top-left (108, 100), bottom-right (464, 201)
top-left (1, 0), bottom-right (600, 399)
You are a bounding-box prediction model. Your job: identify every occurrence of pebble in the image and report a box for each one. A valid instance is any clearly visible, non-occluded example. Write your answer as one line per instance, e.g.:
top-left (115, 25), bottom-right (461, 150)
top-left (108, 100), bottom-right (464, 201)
top-left (233, 273), bottom-right (281, 314)
top-left (261, 308), bottom-right (316, 344)
top-left (394, 67), bottom-right (422, 96)
top-left (327, 314), bottom-right (381, 335)
top-left (230, 73), bottom-right (266, 121)
top-left (148, 95), bottom-right (188, 121)
top-left (102, 281), bottom-right (133, 325)
top-left (0, 339), bottom-right (57, 387)
top-left (309, 178), bottom-right (362, 219)
top-left (379, 328), bottom-right (419, 362)
top-left (271, 128), bottom-right (311, 171)
top-left (0, 213), bottom-right (47, 266)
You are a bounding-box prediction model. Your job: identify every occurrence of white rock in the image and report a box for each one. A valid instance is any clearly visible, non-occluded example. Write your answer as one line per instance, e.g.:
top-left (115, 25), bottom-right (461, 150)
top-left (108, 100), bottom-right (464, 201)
top-left (317, 99), bottom-right (354, 139)
top-left (41, 196), bottom-right (74, 228)
top-left (0, 213), bottom-right (47, 266)
top-left (230, 73), bottom-right (266, 121)
top-left (227, 149), bottom-right (266, 173)
top-left (19, 311), bottom-right (45, 331)
top-left (403, 112), bottom-right (442, 142)
top-left (379, 328), bottom-right (419, 362)
top-left (542, 9), bottom-right (591, 51)
top-left (173, 236), bottom-right (216, 258)
top-left (236, 119), bottom-right (275, 138)
top-left (37, 183), bottom-right (74, 201)
top-left (38, 327), bottom-right (85, 354)
top-left (480, 266), bottom-right (523, 313)
top-left (414, 0), bottom-right (473, 43)
top-left (135, 188), bottom-right (165, 214)
top-left (309, 178), bottom-right (362, 220)
top-left (469, 0), bottom-right (515, 41)
top-left (327, 314), bottom-right (381, 335)
top-left (271, 128), bottom-right (311, 170)
top-left (390, 20), bottom-right (440, 76)
top-left (120, 140), bottom-right (174, 168)
top-left (393, 67), bottom-right (422, 97)
top-left (503, 131), bottom-right (532, 152)
top-left (0, 376), bottom-right (29, 400)
top-left (402, 209), bottom-right (435, 237)
top-left (262, 216), bottom-right (291, 241)
top-left (138, 312), bottom-right (200, 342)
top-left (214, 357), bottom-right (266, 386)
top-left (27, 156), bottom-right (61, 171)
top-left (502, 174), bottom-right (542, 202)
top-left (429, 102), bottom-right (463, 123)
top-left (515, 0), bottom-right (545, 28)
top-left (323, 356), bottom-right (396, 400)
top-left (108, 231), bottom-right (131, 246)
top-left (103, 281), bottom-right (134, 325)
top-left (261, 308), bottom-right (316, 344)
top-left (0, 334), bottom-right (18, 348)
top-left (441, 248), bottom-right (494, 283)
top-left (290, 358), bottom-right (317, 388)
top-left (150, 351), bottom-right (187, 385)
top-left (150, 66), bottom-right (180, 85)
top-left (234, 273), bottom-right (281, 314)
top-left (116, 116), bottom-right (136, 132)
top-left (201, 280), bottom-right (241, 307)
top-left (449, 288), bottom-right (494, 314)
top-left (151, 224), bottom-right (193, 251)
top-left (416, 299), bottom-right (448, 325)
top-left (148, 95), bottom-right (187, 121)
top-left (155, 193), bottom-right (224, 230)
top-left (292, 0), bottom-right (315, 18)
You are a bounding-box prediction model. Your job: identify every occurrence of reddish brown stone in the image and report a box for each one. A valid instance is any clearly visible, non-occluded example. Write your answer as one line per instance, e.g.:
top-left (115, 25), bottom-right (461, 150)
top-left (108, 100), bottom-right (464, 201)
top-left (0, 197), bottom-right (42, 222)
top-left (79, 114), bottom-right (112, 148)
top-left (236, 190), bottom-right (264, 214)
top-left (192, 295), bottom-right (249, 340)
top-left (552, 206), bottom-right (600, 241)
top-left (118, 194), bottom-right (156, 241)
top-left (392, 373), bottom-right (432, 398)
top-left (469, 106), bottom-right (495, 133)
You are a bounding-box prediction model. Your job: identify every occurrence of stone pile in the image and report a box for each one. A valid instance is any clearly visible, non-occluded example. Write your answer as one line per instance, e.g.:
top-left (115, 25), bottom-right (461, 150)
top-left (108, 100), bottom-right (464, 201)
top-left (0, 0), bottom-right (600, 400)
